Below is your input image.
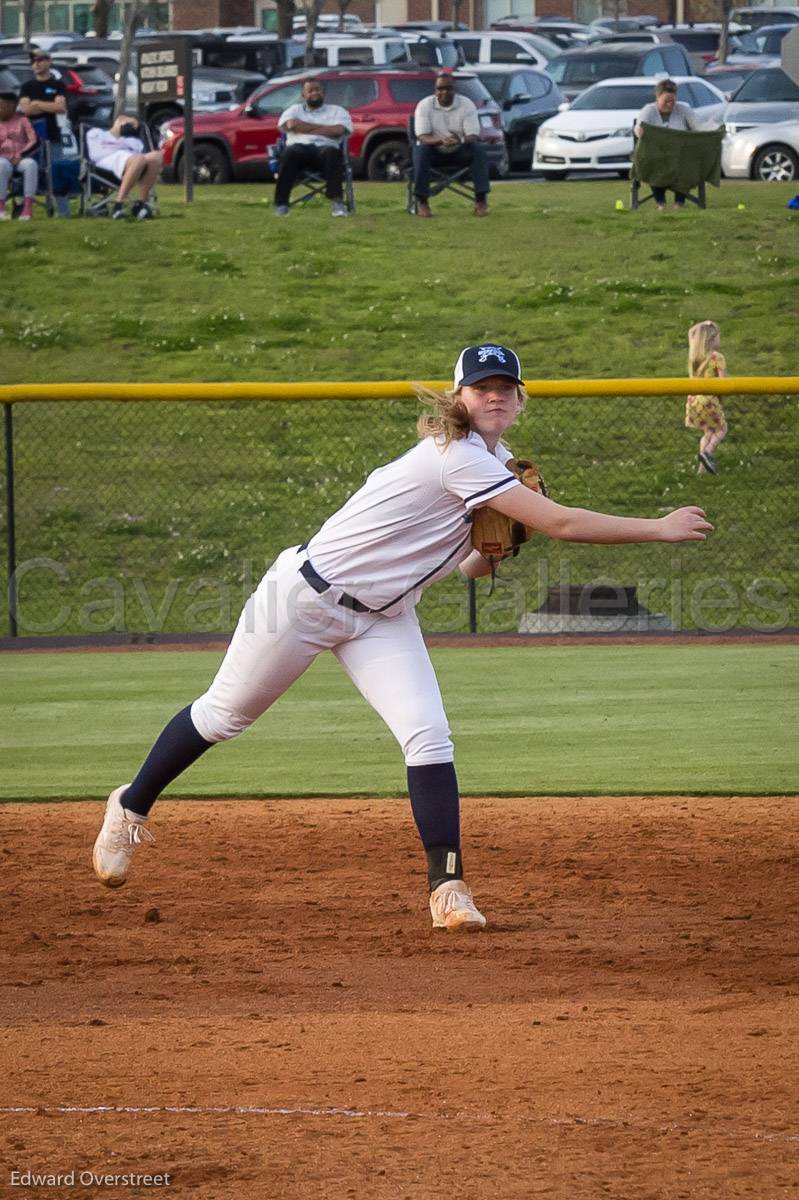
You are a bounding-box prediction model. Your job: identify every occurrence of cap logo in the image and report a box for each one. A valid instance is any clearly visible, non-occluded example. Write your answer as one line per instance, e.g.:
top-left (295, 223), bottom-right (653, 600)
top-left (477, 345), bottom-right (507, 364)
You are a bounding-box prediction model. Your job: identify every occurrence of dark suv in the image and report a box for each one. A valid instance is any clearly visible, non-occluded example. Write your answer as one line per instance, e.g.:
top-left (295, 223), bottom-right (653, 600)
top-left (546, 41), bottom-right (694, 101)
top-left (160, 65), bottom-right (508, 183)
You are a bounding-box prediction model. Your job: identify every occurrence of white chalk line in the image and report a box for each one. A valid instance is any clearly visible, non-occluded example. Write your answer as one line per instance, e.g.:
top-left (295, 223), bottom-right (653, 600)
top-left (2, 1105), bottom-right (798, 1145)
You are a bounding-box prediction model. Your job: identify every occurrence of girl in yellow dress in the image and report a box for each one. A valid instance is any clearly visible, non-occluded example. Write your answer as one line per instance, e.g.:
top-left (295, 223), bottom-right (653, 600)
top-left (686, 319), bottom-right (728, 474)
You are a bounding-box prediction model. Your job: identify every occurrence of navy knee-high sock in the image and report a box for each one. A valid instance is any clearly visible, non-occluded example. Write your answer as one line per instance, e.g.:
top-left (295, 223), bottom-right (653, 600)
top-left (122, 705), bottom-right (213, 817)
top-left (407, 761), bottom-right (462, 891)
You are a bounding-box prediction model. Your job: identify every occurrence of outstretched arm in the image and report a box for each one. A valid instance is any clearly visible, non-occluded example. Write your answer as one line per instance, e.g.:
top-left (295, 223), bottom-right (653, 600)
top-left (486, 486), bottom-right (712, 545)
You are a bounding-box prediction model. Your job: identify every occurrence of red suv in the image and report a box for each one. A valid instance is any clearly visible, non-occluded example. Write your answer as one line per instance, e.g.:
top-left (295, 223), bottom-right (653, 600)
top-left (160, 65), bottom-right (509, 183)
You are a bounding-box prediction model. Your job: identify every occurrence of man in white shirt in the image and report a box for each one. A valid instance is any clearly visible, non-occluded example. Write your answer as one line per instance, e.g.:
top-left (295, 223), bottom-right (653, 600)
top-left (86, 115), bottom-right (162, 220)
top-left (633, 78), bottom-right (703, 209)
top-left (412, 73), bottom-right (490, 218)
top-left (274, 78), bottom-right (353, 217)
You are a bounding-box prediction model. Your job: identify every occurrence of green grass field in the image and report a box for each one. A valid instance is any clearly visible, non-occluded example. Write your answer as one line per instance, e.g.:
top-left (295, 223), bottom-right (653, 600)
top-left (2, 643), bottom-right (796, 799)
top-left (1, 179), bottom-right (797, 636)
top-left (3, 179), bottom-right (799, 383)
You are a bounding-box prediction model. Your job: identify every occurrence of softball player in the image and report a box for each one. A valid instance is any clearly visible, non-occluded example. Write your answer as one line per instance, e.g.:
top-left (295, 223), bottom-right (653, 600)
top-left (93, 344), bottom-right (712, 930)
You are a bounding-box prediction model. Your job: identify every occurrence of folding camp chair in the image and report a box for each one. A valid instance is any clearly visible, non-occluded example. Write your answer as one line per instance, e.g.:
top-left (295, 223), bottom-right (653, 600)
top-left (269, 134), bottom-right (355, 213)
top-left (405, 115), bottom-right (478, 215)
top-left (630, 124), bottom-right (724, 211)
top-left (79, 122), bottom-right (160, 218)
top-left (630, 175), bottom-right (707, 209)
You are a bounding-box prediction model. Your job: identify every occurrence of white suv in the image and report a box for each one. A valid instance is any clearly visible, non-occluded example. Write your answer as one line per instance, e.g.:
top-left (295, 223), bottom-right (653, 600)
top-left (450, 30), bottom-right (560, 71)
top-left (305, 33), bottom-right (412, 67)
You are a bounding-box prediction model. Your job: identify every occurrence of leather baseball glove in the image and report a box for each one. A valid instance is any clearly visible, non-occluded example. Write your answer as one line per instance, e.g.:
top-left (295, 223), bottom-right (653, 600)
top-left (470, 457), bottom-right (548, 573)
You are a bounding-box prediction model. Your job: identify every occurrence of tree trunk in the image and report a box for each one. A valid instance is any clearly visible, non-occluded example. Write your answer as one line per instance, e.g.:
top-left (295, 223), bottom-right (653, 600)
top-left (277, 0), bottom-right (296, 38)
top-left (115, 0), bottom-right (142, 118)
top-left (302, 0), bottom-right (327, 66)
top-left (717, 0), bottom-right (734, 64)
top-left (337, 0), bottom-right (352, 31)
top-left (93, 0), bottom-right (112, 38)
top-left (21, 0), bottom-right (35, 49)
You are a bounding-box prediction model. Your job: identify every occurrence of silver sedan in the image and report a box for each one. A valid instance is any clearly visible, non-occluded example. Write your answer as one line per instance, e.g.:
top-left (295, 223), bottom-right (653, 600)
top-left (722, 119), bottom-right (799, 179)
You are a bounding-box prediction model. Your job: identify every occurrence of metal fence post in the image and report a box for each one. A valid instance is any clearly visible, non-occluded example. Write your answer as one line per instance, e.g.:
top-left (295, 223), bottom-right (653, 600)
top-left (4, 403), bottom-right (17, 637)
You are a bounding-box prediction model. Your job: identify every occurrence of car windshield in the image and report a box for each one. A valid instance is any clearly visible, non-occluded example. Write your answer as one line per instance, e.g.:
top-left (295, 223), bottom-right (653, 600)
top-left (388, 76), bottom-right (491, 106)
top-left (518, 34), bottom-right (559, 60)
top-left (732, 68), bottom-right (799, 101)
top-left (706, 69), bottom-right (749, 93)
top-left (477, 72), bottom-right (508, 101)
top-left (548, 54), bottom-right (640, 85)
top-left (570, 83), bottom-right (657, 109)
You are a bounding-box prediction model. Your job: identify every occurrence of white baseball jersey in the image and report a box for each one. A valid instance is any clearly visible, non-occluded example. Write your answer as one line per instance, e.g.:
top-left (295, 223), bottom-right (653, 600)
top-left (305, 431), bottom-right (521, 613)
top-left (192, 430), bottom-right (521, 766)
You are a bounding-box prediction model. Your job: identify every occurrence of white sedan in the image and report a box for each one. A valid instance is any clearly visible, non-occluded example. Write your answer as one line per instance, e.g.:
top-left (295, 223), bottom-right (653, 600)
top-left (533, 75), bottom-right (726, 178)
top-left (722, 119), bottom-right (799, 179)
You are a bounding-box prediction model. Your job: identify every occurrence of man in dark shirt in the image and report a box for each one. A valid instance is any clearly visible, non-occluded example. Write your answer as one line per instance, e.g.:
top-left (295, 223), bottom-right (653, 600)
top-left (18, 50), bottom-right (70, 215)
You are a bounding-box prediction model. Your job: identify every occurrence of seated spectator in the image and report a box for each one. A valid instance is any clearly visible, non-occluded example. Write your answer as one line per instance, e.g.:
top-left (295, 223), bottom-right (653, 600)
top-left (634, 79), bottom-right (707, 210)
top-left (412, 73), bottom-right (490, 218)
top-left (0, 90), bottom-right (39, 220)
top-left (86, 115), bottom-right (162, 220)
top-left (274, 79), bottom-right (353, 217)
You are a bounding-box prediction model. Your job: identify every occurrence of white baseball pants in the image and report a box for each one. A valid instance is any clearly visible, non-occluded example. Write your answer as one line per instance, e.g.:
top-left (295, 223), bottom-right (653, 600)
top-left (191, 546), bottom-right (453, 766)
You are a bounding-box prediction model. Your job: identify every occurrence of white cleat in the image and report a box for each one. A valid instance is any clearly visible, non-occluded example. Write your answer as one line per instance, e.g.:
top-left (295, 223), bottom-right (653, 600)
top-left (430, 879), bottom-right (487, 931)
top-left (92, 786), bottom-right (154, 889)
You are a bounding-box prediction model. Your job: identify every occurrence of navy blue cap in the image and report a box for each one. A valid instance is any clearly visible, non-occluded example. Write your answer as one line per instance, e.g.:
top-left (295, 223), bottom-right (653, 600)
top-left (453, 344), bottom-right (522, 389)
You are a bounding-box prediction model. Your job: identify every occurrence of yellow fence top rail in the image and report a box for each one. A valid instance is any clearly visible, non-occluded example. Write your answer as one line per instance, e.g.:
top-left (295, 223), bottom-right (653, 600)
top-left (0, 377), bottom-right (797, 403)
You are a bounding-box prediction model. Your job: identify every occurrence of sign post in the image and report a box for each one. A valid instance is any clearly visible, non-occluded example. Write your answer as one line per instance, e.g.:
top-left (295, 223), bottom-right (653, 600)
top-left (138, 38), bottom-right (194, 203)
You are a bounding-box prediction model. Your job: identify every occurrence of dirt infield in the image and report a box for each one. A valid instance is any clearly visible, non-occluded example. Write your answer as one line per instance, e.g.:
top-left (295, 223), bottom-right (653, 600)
top-left (2, 796), bottom-right (798, 1199)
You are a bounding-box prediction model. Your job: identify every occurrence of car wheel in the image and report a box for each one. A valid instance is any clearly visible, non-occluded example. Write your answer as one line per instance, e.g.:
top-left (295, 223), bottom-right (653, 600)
top-left (752, 143), bottom-right (799, 182)
top-left (366, 139), bottom-right (410, 182)
top-left (178, 144), bottom-right (232, 185)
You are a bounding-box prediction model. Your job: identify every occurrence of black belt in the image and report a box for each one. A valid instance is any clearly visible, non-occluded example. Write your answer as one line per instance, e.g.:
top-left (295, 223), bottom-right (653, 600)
top-left (299, 557), bottom-right (373, 614)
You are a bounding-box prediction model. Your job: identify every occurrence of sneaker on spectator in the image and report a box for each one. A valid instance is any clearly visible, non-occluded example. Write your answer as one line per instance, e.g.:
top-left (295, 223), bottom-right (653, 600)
top-left (274, 204), bottom-right (289, 216)
top-left (133, 201), bottom-right (153, 220)
top-left (111, 202), bottom-right (125, 220)
top-left (330, 201), bottom-right (348, 217)
top-left (19, 197), bottom-right (33, 221)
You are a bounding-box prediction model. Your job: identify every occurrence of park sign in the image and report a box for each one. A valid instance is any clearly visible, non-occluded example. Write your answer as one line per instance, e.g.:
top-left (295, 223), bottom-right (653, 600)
top-left (137, 39), bottom-right (189, 107)
top-left (782, 26), bottom-right (799, 86)
top-left (137, 38), bottom-right (195, 204)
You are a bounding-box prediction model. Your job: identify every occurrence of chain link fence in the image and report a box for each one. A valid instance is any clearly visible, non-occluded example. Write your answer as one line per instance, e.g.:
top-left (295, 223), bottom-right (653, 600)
top-left (1, 392), bottom-right (796, 638)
